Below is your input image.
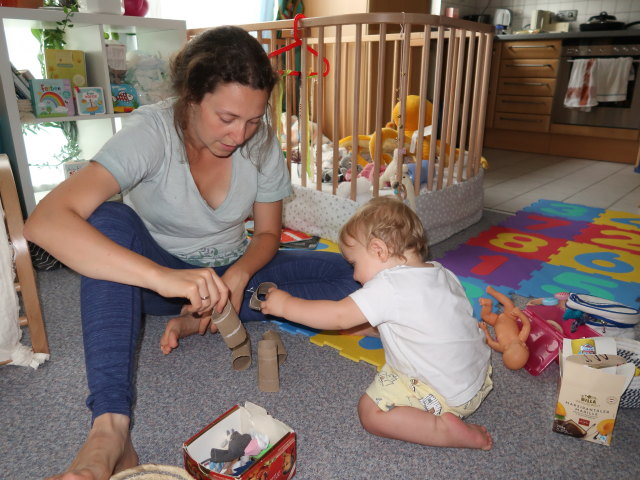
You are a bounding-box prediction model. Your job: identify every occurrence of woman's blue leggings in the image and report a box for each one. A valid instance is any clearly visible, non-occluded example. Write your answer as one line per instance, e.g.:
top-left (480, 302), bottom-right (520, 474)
top-left (81, 202), bottom-right (359, 420)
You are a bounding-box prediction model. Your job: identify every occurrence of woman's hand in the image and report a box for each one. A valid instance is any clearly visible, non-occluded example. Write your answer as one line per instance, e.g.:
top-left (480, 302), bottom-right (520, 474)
top-left (220, 267), bottom-right (250, 314)
top-left (150, 265), bottom-right (229, 316)
top-left (260, 287), bottom-right (291, 318)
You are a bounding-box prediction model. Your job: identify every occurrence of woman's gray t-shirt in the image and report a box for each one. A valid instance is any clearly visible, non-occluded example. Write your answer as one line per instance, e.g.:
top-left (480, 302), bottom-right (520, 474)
top-left (94, 100), bottom-right (292, 266)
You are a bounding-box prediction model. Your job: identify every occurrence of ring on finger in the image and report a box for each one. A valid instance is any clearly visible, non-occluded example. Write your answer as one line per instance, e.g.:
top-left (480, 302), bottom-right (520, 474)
top-left (201, 295), bottom-right (210, 301)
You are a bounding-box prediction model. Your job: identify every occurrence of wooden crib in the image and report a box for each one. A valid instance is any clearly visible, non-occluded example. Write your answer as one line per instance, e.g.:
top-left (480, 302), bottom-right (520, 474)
top-left (189, 13), bottom-right (494, 244)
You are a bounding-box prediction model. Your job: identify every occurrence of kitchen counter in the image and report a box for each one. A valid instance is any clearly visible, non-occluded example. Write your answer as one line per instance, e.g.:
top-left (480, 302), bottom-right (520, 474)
top-left (496, 29), bottom-right (640, 41)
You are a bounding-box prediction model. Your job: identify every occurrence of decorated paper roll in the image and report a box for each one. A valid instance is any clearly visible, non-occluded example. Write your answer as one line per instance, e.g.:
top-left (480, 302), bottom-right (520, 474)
top-left (211, 301), bottom-right (247, 349)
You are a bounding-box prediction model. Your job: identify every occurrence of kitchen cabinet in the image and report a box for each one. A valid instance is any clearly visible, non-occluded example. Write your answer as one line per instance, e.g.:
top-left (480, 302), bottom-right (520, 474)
top-left (0, 6), bottom-right (186, 215)
top-left (490, 40), bottom-right (560, 133)
top-left (485, 37), bottom-right (640, 164)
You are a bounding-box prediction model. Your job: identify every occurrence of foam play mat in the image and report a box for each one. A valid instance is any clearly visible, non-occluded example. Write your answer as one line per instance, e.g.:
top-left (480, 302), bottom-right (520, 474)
top-left (274, 200), bottom-right (640, 369)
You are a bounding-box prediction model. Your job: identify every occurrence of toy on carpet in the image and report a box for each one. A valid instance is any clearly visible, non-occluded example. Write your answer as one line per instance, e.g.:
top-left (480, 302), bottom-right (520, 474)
top-left (479, 286), bottom-right (531, 370)
top-left (562, 293), bottom-right (639, 339)
top-left (310, 330), bottom-right (385, 370)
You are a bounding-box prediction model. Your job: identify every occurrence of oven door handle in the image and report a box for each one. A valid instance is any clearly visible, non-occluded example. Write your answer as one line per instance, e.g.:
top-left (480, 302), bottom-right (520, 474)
top-left (509, 44), bottom-right (557, 49)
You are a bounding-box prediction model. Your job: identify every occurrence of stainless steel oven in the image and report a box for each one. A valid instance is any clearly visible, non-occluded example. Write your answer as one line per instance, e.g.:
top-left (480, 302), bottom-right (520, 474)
top-left (551, 42), bottom-right (640, 129)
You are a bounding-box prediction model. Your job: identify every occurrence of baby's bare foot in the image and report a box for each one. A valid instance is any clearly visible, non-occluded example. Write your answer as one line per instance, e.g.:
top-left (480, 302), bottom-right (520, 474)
top-left (439, 412), bottom-right (493, 450)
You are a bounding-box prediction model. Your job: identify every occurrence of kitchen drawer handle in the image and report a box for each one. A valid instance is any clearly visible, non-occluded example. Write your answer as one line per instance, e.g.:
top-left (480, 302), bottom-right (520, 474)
top-left (501, 100), bottom-right (546, 105)
top-left (505, 63), bottom-right (553, 68)
top-left (508, 45), bottom-right (557, 49)
top-left (498, 116), bottom-right (544, 123)
top-left (504, 81), bottom-right (547, 86)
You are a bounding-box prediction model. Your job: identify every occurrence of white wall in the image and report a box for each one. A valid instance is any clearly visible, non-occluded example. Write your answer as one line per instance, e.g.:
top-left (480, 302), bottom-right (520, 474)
top-left (146, 0), bottom-right (275, 28)
top-left (438, 0), bottom-right (640, 31)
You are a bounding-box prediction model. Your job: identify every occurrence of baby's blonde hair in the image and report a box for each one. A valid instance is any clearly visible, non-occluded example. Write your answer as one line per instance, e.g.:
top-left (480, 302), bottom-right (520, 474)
top-left (339, 196), bottom-right (428, 261)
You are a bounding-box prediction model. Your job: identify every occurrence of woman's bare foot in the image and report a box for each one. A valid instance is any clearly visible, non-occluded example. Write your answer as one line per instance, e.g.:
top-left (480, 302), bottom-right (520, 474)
top-left (46, 413), bottom-right (137, 480)
top-left (160, 309), bottom-right (215, 354)
top-left (437, 412), bottom-right (493, 450)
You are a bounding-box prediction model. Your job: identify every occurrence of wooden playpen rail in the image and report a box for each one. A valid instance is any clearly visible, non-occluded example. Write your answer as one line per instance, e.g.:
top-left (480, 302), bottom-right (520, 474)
top-left (189, 13), bottom-right (494, 201)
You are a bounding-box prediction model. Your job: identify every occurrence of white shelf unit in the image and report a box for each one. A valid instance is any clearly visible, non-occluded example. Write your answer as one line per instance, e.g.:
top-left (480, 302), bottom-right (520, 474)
top-left (0, 7), bottom-right (186, 214)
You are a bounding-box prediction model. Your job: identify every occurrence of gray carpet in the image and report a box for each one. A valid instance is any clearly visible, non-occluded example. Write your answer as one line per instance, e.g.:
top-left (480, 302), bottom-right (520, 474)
top-left (2, 210), bottom-right (639, 480)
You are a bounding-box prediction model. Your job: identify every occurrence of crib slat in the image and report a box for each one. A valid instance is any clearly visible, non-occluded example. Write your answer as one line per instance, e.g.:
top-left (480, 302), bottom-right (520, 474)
top-left (350, 23), bottom-right (363, 202)
top-left (371, 23), bottom-right (387, 198)
top-left (457, 31), bottom-right (476, 183)
top-left (331, 25), bottom-right (342, 196)
top-left (315, 27), bottom-right (325, 192)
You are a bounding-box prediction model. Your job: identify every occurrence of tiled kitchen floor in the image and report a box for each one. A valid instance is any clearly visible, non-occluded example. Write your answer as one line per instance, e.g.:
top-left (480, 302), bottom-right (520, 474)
top-left (481, 148), bottom-right (640, 216)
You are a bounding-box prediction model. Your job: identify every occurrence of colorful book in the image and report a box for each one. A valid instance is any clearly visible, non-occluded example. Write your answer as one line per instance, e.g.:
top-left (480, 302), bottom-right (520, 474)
top-left (246, 222), bottom-right (320, 250)
top-left (29, 78), bottom-right (75, 118)
top-left (111, 84), bottom-right (139, 113)
top-left (10, 63), bottom-right (31, 99)
top-left (44, 49), bottom-right (87, 88)
top-left (74, 86), bottom-right (106, 115)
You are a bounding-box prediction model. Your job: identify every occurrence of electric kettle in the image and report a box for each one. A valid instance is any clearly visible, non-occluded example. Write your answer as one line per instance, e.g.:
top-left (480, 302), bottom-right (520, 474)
top-left (493, 8), bottom-right (512, 27)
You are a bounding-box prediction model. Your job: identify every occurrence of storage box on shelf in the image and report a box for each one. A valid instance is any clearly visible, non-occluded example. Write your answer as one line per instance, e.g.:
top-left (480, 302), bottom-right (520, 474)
top-left (0, 6), bottom-right (186, 214)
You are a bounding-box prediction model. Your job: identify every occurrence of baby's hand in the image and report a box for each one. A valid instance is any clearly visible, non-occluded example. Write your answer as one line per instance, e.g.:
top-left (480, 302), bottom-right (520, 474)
top-left (260, 288), bottom-right (291, 318)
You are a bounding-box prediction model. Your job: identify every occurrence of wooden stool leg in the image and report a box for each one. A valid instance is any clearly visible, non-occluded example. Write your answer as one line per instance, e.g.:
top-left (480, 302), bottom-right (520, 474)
top-left (0, 154), bottom-right (49, 355)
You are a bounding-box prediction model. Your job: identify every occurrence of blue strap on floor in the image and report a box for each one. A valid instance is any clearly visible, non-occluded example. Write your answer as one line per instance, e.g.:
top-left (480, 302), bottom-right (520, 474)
top-left (566, 293), bottom-right (640, 329)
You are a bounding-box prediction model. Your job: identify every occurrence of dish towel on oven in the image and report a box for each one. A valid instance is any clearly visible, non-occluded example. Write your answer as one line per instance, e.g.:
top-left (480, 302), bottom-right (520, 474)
top-left (595, 57), bottom-right (634, 102)
top-left (563, 58), bottom-right (597, 110)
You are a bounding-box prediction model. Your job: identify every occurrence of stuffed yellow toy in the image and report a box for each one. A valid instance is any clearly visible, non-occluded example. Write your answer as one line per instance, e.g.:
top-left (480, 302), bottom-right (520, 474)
top-left (392, 95), bottom-right (488, 169)
top-left (337, 134), bottom-right (371, 168)
top-left (390, 95), bottom-right (442, 165)
top-left (368, 128), bottom-right (408, 166)
top-left (392, 94), bottom-right (433, 132)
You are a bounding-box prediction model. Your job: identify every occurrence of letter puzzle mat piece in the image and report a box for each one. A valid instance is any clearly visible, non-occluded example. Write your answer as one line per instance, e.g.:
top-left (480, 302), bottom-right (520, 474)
top-left (272, 200), bottom-right (639, 372)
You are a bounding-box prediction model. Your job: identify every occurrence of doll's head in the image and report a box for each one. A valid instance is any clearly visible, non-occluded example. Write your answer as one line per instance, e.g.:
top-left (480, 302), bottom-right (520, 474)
top-left (502, 340), bottom-right (530, 370)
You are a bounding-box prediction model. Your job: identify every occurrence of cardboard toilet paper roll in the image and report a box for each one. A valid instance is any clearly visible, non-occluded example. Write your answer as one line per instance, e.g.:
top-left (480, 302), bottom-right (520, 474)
top-left (262, 330), bottom-right (287, 366)
top-left (211, 301), bottom-right (247, 349)
top-left (231, 336), bottom-right (252, 371)
top-left (258, 339), bottom-right (280, 392)
top-left (250, 282), bottom-right (278, 311)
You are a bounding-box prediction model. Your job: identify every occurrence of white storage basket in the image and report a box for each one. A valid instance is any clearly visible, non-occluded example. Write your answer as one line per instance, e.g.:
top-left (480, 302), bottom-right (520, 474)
top-left (616, 337), bottom-right (640, 409)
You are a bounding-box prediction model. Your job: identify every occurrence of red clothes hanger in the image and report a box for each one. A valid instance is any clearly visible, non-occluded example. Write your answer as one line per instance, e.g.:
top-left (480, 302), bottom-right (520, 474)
top-left (268, 13), bottom-right (330, 77)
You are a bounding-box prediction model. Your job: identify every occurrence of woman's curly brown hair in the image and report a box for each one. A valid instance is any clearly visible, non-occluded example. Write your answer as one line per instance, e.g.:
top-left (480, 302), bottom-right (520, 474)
top-left (170, 26), bottom-right (279, 163)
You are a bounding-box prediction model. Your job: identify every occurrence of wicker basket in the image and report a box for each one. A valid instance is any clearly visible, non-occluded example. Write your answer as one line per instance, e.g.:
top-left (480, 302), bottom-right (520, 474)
top-left (616, 337), bottom-right (640, 409)
top-left (110, 464), bottom-right (193, 480)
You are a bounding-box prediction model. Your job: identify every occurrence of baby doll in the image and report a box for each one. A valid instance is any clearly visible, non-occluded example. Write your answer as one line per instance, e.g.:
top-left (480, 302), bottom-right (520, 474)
top-left (479, 286), bottom-right (531, 370)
